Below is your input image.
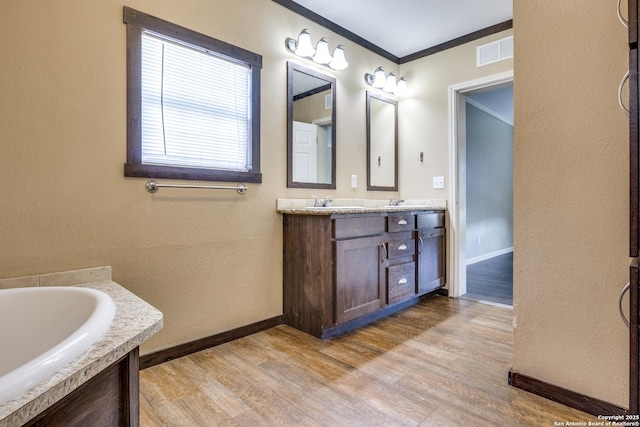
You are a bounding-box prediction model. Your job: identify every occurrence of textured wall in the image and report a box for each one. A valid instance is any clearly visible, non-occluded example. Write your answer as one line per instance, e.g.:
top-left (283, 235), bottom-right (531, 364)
top-left (512, 1), bottom-right (629, 406)
top-left (0, 0), bottom-right (400, 354)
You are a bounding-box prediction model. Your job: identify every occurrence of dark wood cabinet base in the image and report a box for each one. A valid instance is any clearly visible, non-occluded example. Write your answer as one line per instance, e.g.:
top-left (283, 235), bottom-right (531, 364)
top-left (24, 348), bottom-right (140, 427)
top-left (320, 291), bottom-right (441, 340)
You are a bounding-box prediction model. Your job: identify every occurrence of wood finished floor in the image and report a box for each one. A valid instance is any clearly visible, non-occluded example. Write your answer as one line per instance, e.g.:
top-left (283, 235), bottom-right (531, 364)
top-left (465, 252), bottom-right (513, 306)
top-left (140, 296), bottom-right (597, 426)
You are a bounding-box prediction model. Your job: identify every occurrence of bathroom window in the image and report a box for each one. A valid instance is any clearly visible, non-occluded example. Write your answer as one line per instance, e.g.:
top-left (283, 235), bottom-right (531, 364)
top-left (123, 7), bottom-right (262, 183)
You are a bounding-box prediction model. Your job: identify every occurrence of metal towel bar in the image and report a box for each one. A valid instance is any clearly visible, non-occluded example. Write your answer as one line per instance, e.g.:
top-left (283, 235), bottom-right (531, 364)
top-left (145, 180), bottom-right (248, 195)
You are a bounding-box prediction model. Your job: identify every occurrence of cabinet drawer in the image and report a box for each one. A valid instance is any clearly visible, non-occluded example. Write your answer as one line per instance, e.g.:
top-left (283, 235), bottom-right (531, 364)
top-left (417, 212), bottom-right (444, 229)
top-left (387, 262), bottom-right (416, 304)
top-left (387, 213), bottom-right (415, 233)
top-left (334, 216), bottom-right (385, 239)
top-left (387, 232), bottom-right (415, 259)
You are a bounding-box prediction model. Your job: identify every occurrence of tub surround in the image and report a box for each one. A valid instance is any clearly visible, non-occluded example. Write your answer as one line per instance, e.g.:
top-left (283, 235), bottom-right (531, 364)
top-left (276, 198), bottom-right (447, 215)
top-left (0, 268), bottom-right (163, 427)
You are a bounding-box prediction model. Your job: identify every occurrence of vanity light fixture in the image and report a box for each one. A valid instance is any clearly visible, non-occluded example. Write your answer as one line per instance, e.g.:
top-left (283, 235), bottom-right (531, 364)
top-left (364, 67), bottom-right (408, 95)
top-left (286, 29), bottom-right (349, 70)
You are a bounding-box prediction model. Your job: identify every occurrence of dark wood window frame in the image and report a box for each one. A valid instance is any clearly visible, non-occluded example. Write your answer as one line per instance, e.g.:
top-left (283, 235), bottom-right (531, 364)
top-left (123, 7), bottom-right (263, 183)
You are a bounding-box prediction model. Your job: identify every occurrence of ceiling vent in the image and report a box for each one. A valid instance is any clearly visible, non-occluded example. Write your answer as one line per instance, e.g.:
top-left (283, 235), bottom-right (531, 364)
top-left (477, 36), bottom-right (513, 67)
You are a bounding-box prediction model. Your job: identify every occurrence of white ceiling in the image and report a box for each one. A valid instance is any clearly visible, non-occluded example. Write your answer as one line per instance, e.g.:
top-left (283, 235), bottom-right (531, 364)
top-left (290, 0), bottom-right (513, 58)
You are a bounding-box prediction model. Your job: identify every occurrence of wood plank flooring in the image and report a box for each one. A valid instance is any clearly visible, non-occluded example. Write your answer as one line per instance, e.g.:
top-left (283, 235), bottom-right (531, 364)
top-left (465, 252), bottom-right (513, 306)
top-left (139, 296), bottom-right (597, 426)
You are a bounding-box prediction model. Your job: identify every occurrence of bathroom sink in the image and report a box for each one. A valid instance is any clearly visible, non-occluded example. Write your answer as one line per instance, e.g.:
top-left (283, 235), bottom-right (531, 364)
top-left (384, 205), bottom-right (423, 209)
top-left (304, 206), bottom-right (364, 210)
top-left (0, 286), bottom-right (116, 405)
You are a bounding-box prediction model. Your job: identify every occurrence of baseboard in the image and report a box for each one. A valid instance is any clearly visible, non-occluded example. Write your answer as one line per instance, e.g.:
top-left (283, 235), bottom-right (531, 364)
top-left (140, 315), bottom-right (284, 369)
top-left (466, 247), bottom-right (513, 265)
top-left (508, 371), bottom-right (627, 417)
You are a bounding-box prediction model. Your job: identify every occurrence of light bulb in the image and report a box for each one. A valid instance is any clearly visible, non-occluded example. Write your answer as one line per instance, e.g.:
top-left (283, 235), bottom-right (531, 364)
top-left (395, 77), bottom-right (407, 95)
top-left (295, 29), bottom-right (315, 58)
top-left (383, 72), bottom-right (397, 93)
top-left (329, 45), bottom-right (348, 70)
top-left (313, 38), bottom-right (332, 64)
top-left (372, 67), bottom-right (386, 88)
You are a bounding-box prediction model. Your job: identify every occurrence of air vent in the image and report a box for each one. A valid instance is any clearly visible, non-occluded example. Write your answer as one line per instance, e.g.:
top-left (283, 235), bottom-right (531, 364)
top-left (477, 36), bottom-right (513, 67)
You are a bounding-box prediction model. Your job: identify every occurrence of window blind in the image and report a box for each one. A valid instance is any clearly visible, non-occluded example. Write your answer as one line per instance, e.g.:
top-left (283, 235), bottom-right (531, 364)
top-left (140, 32), bottom-right (252, 171)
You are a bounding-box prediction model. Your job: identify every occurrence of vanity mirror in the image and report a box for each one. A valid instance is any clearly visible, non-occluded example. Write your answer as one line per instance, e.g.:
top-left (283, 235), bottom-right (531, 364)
top-left (287, 61), bottom-right (336, 189)
top-left (366, 90), bottom-right (398, 191)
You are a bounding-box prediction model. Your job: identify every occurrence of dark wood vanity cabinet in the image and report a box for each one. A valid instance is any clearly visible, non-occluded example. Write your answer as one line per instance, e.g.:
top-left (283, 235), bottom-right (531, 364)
top-left (283, 210), bottom-right (445, 339)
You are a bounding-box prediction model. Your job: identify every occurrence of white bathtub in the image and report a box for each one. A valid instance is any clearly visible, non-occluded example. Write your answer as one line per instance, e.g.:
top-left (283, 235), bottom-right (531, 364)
top-left (0, 286), bottom-right (116, 405)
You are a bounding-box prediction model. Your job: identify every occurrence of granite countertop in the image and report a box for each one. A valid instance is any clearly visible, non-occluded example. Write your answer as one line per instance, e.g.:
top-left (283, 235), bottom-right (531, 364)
top-left (0, 281), bottom-right (163, 427)
top-left (276, 198), bottom-right (447, 215)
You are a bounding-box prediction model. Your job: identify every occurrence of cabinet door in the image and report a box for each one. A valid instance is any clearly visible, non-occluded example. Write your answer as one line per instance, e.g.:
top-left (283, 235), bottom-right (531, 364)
top-left (417, 228), bottom-right (446, 294)
top-left (335, 235), bottom-right (384, 323)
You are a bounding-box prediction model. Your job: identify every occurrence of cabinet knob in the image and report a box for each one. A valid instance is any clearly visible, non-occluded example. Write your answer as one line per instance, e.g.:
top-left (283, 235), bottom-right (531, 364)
top-left (398, 244), bottom-right (407, 251)
top-left (398, 278), bottom-right (407, 285)
top-left (397, 219), bottom-right (407, 225)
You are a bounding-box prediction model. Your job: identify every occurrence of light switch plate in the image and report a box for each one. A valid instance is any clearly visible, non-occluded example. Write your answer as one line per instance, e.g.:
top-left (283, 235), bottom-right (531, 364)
top-left (433, 176), bottom-right (445, 189)
top-left (351, 174), bottom-right (357, 189)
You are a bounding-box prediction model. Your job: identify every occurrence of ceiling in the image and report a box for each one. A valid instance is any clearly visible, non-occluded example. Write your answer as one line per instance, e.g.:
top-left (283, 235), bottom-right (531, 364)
top-left (289, 0), bottom-right (513, 59)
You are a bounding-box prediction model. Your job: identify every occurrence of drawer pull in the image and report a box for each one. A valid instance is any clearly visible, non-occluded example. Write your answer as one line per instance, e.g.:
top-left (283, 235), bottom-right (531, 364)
top-left (398, 244), bottom-right (407, 251)
top-left (398, 278), bottom-right (407, 285)
top-left (380, 244), bottom-right (387, 263)
top-left (397, 219), bottom-right (407, 225)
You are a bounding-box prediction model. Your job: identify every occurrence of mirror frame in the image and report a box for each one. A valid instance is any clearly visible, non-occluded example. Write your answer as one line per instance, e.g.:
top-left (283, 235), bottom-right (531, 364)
top-left (366, 90), bottom-right (398, 191)
top-left (287, 61), bottom-right (337, 189)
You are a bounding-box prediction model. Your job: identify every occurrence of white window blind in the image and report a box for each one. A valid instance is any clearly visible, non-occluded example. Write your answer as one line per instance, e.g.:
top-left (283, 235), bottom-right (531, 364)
top-left (140, 32), bottom-right (252, 172)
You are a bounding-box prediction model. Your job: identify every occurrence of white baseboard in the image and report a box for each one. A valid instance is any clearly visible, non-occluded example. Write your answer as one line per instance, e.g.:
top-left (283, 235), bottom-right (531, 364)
top-left (466, 247), bottom-right (513, 266)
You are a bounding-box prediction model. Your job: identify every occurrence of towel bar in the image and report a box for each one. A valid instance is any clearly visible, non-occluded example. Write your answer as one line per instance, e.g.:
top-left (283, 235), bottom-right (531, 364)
top-left (145, 180), bottom-right (247, 194)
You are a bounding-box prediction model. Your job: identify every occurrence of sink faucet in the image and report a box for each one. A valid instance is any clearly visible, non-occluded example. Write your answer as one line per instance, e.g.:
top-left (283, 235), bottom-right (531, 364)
top-left (314, 196), bottom-right (332, 207)
top-left (389, 198), bottom-right (405, 206)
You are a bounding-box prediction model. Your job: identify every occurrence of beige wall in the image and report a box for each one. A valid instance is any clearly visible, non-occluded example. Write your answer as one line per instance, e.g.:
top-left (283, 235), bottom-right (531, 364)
top-left (0, 0), bottom-right (399, 354)
top-left (512, 1), bottom-right (629, 406)
top-left (398, 30), bottom-right (513, 199)
top-left (1, 0), bottom-right (627, 408)
top-left (292, 90), bottom-right (331, 123)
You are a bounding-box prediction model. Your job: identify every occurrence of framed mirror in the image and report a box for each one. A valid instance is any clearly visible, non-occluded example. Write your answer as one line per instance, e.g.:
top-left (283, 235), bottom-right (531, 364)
top-left (287, 61), bottom-right (336, 189)
top-left (366, 90), bottom-right (398, 191)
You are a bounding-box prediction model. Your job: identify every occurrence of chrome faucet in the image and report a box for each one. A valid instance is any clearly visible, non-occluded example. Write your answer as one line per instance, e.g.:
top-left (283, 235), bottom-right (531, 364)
top-left (314, 196), bottom-right (332, 207)
top-left (389, 198), bottom-right (405, 206)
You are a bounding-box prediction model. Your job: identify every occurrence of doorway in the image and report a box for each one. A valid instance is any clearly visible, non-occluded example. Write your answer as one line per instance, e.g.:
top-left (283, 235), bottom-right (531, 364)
top-left (447, 71), bottom-right (514, 304)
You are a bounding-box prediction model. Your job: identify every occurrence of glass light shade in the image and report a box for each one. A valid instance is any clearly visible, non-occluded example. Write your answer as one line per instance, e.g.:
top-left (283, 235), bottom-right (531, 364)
top-left (295, 29), bottom-right (315, 57)
top-left (383, 73), bottom-right (397, 93)
top-left (372, 67), bottom-right (386, 88)
top-left (329, 45), bottom-right (348, 70)
top-left (395, 77), bottom-right (407, 95)
top-left (313, 38), bottom-right (332, 64)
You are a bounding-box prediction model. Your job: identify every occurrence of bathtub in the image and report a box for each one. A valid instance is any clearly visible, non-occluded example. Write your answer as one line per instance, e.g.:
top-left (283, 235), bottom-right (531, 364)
top-left (0, 286), bottom-right (116, 405)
